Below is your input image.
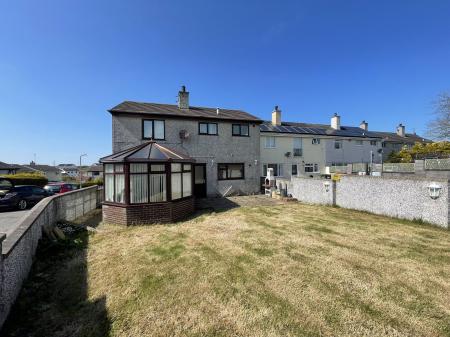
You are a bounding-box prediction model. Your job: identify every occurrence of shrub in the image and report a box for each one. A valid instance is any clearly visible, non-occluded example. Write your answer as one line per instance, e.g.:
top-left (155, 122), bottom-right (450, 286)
top-left (4, 173), bottom-right (48, 187)
top-left (81, 178), bottom-right (103, 188)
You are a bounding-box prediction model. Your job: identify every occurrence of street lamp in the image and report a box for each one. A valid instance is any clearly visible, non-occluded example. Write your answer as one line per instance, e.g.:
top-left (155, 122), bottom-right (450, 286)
top-left (79, 153), bottom-right (87, 189)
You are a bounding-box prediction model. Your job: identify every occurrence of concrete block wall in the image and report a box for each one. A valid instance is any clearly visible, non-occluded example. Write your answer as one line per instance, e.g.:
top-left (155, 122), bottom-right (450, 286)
top-left (289, 176), bottom-right (449, 228)
top-left (0, 186), bottom-right (100, 329)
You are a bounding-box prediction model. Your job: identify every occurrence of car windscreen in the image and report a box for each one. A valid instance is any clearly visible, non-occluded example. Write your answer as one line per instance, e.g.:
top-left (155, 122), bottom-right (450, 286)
top-left (0, 179), bottom-right (13, 190)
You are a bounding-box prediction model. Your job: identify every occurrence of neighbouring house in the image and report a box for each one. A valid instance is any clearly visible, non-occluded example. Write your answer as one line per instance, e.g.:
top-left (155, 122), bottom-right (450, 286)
top-left (372, 124), bottom-right (431, 160)
top-left (17, 162), bottom-right (63, 182)
top-left (57, 164), bottom-right (79, 178)
top-left (0, 161), bottom-right (21, 175)
top-left (260, 107), bottom-right (383, 179)
top-left (109, 86), bottom-right (262, 198)
top-left (86, 164), bottom-right (103, 179)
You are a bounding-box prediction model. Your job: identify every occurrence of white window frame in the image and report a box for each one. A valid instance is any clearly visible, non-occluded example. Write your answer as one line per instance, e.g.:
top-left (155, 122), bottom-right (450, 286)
top-left (304, 163), bottom-right (319, 173)
top-left (262, 163), bottom-right (283, 177)
top-left (312, 138), bottom-right (320, 145)
top-left (264, 136), bottom-right (276, 149)
top-left (334, 140), bottom-right (343, 149)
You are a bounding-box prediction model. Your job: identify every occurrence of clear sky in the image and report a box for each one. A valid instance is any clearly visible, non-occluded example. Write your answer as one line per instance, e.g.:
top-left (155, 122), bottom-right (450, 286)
top-left (1, 0), bottom-right (449, 165)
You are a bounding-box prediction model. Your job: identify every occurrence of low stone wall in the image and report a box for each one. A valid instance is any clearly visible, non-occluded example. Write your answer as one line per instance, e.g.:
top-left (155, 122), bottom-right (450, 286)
top-left (288, 177), bottom-right (334, 205)
top-left (288, 176), bottom-right (449, 228)
top-left (0, 186), bottom-right (100, 329)
top-left (102, 197), bottom-right (195, 225)
top-left (336, 176), bottom-right (449, 228)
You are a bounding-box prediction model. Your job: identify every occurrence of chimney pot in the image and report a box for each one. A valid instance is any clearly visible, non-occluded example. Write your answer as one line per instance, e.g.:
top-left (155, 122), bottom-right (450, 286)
top-left (272, 106), bottom-right (281, 126)
top-left (178, 85), bottom-right (189, 109)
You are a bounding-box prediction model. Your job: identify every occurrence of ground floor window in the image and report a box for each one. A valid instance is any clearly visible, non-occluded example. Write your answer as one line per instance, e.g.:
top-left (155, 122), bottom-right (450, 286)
top-left (304, 163), bottom-right (319, 173)
top-left (218, 163), bottom-right (244, 180)
top-left (262, 164), bottom-right (283, 177)
top-left (104, 164), bottom-right (125, 203)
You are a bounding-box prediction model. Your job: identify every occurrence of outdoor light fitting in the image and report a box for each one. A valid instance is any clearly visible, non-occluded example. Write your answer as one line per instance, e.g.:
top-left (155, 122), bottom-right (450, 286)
top-left (428, 183), bottom-right (442, 200)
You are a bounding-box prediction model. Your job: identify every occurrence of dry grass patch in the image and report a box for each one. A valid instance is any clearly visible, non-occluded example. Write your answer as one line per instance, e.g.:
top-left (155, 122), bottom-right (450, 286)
top-left (3, 201), bottom-right (450, 337)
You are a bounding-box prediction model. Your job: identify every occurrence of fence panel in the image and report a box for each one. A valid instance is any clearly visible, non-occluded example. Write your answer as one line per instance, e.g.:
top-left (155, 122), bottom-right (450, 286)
top-left (383, 163), bottom-right (415, 173)
top-left (425, 158), bottom-right (450, 170)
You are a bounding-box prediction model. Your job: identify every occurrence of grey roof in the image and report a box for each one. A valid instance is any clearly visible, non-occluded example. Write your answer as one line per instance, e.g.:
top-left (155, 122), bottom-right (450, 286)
top-left (18, 164), bottom-right (61, 173)
top-left (0, 161), bottom-right (20, 170)
top-left (109, 101), bottom-right (262, 123)
top-left (100, 141), bottom-right (194, 163)
top-left (260, 121), bottom-right (382, 139)
top-left (87, 165), bottom-right (103, 172)
top-left (370, 131), bottom-right (431, 144)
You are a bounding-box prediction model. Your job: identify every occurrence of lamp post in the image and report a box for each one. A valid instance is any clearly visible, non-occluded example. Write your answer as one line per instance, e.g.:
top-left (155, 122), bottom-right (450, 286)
top-left (79, 153), bottom-right (87, 189)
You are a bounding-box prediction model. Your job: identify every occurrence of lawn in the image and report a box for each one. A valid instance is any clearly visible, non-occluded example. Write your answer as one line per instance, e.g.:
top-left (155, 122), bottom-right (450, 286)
top-left (3, 197), bottom-right (450, 337)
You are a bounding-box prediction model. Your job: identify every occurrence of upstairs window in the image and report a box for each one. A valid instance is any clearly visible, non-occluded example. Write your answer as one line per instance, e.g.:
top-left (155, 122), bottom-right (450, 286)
top-left (312, 138), bottom-right (320, 145)
top-left (370, 140), bottom-right (378, 146)
top-left (293, 138), bottom-right (302, 156)
top-left (334, 140), bottom-right (342, 149)
top-left (143, 120), bottom-right (165, 140)
top-left (355, 140), bottom-right (363, 146)
top-left (199, 122), bottom-right (218, 135)
top-left (264, 137), bottom-right (276, 148)
top-left (232, 124), bottom-right (249, 137)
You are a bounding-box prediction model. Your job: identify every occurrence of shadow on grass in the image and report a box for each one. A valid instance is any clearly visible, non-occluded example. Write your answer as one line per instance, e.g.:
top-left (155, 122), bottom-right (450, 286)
top-left (195, 197), bottom-right (240, 213)
top-left (1, 209), bottom-right (110, 337)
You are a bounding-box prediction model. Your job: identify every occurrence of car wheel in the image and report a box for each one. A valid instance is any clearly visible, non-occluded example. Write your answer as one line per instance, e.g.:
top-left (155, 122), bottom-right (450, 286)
top-left (17, 199), bottom-right (27, 210)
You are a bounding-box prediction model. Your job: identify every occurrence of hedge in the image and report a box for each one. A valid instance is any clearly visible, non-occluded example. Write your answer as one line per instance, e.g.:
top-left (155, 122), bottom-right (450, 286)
top-left (3, 173), bottom-right (48, 187)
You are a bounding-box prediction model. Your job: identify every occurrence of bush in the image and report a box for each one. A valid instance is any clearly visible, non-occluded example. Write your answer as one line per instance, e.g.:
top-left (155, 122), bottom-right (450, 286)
top-left (81, 178), bottom-right (103, 188)
top-left (4, 173), bottom-right (48, 187)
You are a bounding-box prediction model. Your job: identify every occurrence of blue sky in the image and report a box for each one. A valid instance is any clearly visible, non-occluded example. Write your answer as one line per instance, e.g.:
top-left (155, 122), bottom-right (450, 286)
top-left (1, 0), bottom-right (449, 165)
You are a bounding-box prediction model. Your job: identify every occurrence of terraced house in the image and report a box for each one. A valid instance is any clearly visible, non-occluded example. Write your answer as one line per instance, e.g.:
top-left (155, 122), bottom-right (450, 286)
top-left (260, 107), bottom-right (384, 179)
top-left (109, 86), bottom-right (262, 198)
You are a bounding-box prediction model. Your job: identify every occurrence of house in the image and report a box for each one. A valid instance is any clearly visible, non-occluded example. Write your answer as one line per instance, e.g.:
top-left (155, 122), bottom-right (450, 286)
top-left (17, 162), bottom-right (63, 182)
top-left (86, 164), bottom-right (103, 179)
top-left (109, 86), bottom-right (262, 197)
top-left (260, 107), bottom-right (383, 179)
top-left (372, 124), bottom-right (431, 160)
top-left (57, 164), bottom-right (79, 178)
top-left (0, 161), bottom-right (21, 175)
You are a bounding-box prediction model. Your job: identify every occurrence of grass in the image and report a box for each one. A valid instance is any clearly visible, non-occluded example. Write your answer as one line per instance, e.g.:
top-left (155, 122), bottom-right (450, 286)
top-left (3, 200), bottom-right (450, 337)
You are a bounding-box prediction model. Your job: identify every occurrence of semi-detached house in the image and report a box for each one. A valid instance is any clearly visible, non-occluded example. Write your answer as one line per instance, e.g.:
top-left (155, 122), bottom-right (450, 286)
top-left (109, 86), bottom-right (262, 198)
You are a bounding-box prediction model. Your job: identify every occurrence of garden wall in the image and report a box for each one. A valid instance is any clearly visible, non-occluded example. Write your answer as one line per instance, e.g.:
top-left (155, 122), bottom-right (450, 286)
top-left (0, 186), bottom-right (102, 329)
top-left (288, 176), bottom-right (449, 228)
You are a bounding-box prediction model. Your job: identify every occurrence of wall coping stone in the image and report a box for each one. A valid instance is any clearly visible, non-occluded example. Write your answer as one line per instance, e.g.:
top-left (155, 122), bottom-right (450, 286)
top-left (1, 186), bottom-right (98, 256)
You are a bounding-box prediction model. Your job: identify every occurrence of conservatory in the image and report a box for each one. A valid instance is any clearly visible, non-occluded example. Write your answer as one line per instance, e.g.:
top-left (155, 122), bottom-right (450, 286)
top-left (100, 141), bottom-right (195, 225)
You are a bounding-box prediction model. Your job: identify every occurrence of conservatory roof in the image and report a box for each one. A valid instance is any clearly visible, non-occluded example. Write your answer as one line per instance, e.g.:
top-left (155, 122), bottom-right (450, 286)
top-left (100, 141), bottom-right (194, 163)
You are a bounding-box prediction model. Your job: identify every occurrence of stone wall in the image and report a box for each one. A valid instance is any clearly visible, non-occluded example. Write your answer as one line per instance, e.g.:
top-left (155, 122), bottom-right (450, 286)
top-left (288, 175), bottom-right (449, 228)
top-left (0, 186), bottom-right (101, 329)
top-left (288, 177), bottom-right (335, 205)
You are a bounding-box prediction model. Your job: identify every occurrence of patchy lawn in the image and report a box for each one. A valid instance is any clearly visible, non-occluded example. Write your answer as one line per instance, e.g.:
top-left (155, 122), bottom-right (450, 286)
top-left (3, 199), bottom-right (450, 337)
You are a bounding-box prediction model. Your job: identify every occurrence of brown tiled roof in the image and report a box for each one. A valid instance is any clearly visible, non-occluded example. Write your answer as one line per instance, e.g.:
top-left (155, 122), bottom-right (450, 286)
top-left (109, 101), bottom-right (262, 123)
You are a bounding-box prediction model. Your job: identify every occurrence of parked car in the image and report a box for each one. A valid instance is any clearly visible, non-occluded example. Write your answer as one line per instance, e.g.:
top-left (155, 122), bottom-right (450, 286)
top-left (44, 182), bottom-right (79, 195)
top-left (0, 185), bottom-right (50, 210)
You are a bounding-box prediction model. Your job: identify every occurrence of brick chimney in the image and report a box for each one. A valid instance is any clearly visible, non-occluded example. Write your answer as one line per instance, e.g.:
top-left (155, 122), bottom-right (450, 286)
top-left (360, 120), bottom-right (368, 131)
top-left (177, 85), bottom-right (189, 109)
top-left (331, 113), bottom-right (341, 130)
top-left (396, 123), bottom-right (405, 137)
top-left (272, 106), bottom-right (281, 126)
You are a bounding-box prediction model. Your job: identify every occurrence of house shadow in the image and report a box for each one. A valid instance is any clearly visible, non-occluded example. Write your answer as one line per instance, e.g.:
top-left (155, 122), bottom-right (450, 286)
top-left (1, 210), bottom-right (110, 337)
top-left (194, 196), bottom-right (240, 214)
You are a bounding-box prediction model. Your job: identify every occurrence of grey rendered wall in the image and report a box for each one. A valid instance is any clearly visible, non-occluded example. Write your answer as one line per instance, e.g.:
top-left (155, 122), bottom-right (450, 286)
top-left (336, 176), bottom-right (449, 228)
top-left (0, 186), bottom-right (100, 329)
top-left (112, 115), bottom-right (260, 196)
top-left (288, 177), bottom-right (334, 205)
top-left (324, 139), bottom-right (382, 165)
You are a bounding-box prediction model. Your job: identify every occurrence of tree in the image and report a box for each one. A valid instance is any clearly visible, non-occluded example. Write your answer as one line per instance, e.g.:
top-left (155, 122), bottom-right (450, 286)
top-left (427, 93), bottom-right (450, 141)
top-left (385, 141), bottom-right (450, 162)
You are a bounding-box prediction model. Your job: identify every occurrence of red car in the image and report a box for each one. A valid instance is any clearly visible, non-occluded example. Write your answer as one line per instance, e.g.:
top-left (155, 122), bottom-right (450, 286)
top-left (44, 182), bottom-right (79, 195)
